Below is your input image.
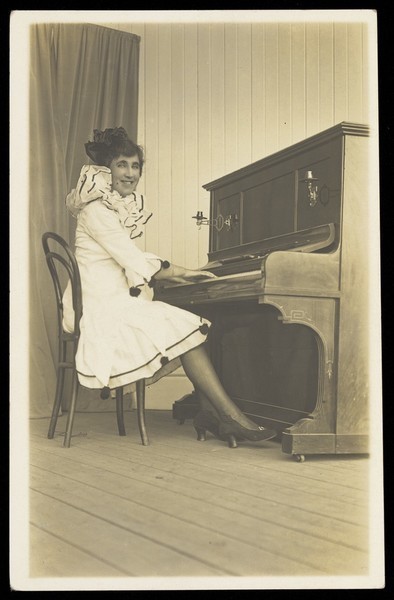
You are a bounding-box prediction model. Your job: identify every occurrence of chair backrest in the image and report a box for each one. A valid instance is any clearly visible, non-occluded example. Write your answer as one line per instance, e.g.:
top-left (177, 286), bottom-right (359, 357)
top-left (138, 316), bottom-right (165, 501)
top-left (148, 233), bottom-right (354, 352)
top-left (42, 232), bottom-right (82, 338)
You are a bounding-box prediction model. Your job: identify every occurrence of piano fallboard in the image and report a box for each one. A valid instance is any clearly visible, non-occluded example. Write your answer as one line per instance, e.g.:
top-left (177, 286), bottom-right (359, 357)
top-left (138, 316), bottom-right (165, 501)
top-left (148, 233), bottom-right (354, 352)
top-left (204, 222), bottom-right (336, 276)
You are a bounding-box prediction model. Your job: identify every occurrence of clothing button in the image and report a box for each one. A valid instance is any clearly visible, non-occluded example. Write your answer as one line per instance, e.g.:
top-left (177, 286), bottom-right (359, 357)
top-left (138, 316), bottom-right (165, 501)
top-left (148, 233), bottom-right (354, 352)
top-left (199, 323), bottom-right (209, 335)
top-left (100, 386), bottom-right (110, 399)
top-left (129, 286), bottom-right (142, 297)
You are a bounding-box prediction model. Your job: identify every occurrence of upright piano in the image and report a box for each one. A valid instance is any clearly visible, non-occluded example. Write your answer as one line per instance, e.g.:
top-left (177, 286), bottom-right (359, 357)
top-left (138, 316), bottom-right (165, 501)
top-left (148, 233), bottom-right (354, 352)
top-left (156, 122), bottom-right (371, 459)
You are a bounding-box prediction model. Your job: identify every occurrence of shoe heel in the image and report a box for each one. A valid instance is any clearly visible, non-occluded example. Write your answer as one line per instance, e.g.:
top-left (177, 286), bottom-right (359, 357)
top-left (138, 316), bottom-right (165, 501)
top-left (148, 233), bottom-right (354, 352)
top-left (227, 434), bottom-right (238, 449)
top-left (194, 426), bottom-right (206, 442)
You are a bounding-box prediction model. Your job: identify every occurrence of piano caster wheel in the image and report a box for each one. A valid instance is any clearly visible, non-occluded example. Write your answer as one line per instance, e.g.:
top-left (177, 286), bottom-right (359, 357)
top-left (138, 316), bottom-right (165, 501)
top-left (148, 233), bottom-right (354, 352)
top-left (295, 454), bottom-right (305, 463)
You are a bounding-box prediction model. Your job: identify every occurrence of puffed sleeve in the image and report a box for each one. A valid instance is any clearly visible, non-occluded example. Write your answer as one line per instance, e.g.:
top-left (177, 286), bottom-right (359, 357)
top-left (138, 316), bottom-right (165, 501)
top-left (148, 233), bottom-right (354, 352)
top-left (66, 165), bottom-right (113, 217)
top-left (79, 200), bottom-right (163, 291)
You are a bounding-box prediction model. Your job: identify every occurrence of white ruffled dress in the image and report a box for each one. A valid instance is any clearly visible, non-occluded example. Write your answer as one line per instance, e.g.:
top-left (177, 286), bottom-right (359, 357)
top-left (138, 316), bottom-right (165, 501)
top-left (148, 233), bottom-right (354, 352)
top-left (63, 165), bottom-right (211, 391)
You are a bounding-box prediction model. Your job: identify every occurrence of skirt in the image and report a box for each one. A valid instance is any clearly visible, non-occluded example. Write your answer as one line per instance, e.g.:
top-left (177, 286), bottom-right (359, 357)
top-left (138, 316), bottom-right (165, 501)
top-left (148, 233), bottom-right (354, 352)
top-left (74, 293), bottom-right (211, 390)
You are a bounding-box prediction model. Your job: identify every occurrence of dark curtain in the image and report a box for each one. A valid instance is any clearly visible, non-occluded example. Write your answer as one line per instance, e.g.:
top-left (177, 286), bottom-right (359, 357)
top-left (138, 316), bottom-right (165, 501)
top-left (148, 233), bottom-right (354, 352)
top-left (29, 23), bottom-right (140, 417)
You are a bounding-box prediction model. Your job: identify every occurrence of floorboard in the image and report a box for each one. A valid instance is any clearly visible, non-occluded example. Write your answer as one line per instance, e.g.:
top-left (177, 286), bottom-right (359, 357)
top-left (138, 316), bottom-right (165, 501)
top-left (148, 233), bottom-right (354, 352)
top-left (26, 410), bottom-right (371, 583)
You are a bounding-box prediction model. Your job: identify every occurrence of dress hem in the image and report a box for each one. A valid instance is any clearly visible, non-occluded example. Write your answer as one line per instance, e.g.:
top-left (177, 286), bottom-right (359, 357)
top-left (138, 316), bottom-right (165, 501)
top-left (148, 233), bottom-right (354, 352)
top-left (76, 326), bottom-right (209, 390)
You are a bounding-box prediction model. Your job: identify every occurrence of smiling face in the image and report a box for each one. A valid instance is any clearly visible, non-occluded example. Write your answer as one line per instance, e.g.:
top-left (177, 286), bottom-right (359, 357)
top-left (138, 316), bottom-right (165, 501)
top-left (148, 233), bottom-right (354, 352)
top-left (109, 154), bottom-right (141, 197)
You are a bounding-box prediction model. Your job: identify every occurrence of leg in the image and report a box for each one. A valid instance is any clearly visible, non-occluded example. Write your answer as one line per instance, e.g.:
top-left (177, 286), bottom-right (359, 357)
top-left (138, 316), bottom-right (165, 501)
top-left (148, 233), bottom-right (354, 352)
top-left (193, 388), bottom-right (226, 442)
top-left (197, 387), bottom-right (219, 416)
top-left (180, 344), bottom-right (255, 427)
top-left (180, 345), bottom-right (276, 444)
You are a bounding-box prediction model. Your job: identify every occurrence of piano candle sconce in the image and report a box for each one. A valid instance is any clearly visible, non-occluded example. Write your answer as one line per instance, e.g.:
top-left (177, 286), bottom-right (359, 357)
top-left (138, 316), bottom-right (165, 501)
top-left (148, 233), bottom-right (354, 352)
top-left (192, 211), bottom-right (239, 232)
top-left (301, 170), bottom-right (319, 207)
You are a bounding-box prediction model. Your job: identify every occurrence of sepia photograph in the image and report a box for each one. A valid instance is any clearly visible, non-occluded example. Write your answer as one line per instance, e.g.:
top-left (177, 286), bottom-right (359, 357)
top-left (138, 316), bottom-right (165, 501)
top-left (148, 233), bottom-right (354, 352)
top-left (10, 9), bottom-right (384, 591)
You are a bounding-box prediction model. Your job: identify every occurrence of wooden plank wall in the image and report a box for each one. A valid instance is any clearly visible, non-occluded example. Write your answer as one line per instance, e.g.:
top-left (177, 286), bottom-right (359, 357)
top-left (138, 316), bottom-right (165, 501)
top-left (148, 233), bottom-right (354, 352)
top-left (106, 19), bottom-right (371, 268)
top-left (104, 19), bottom-right (373, 407)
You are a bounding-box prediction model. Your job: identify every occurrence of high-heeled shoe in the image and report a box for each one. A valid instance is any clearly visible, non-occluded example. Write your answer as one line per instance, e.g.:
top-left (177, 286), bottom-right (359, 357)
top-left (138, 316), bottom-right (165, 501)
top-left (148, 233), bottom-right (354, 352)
top-left (218, 414), bottom-right (277, 447)
top-left (194, 410), bottom-right (268, 449)
top-left (193, 410), bottom-right (223, 442)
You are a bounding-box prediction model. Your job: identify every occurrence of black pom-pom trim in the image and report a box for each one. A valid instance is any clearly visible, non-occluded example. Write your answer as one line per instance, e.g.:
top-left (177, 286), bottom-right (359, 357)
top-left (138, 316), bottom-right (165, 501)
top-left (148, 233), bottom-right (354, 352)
top-left (129, 286), bottom-right (142, 297)
top-left (100, 386), bottom-right (110, 399)
top-left (160, 356), bottom-right (169, 366)
top-left (161, 260), bottom-right (170, 269)
top-left (199, 323), bottom-right (209, 335)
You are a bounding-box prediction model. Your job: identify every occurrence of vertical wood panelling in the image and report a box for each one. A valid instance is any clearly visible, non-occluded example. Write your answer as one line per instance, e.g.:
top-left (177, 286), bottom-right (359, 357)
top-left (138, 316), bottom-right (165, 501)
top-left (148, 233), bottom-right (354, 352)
top-left (251, 24), bottom-right (265, 160)
top-left (291, 23), bottom-right (306, 143)
top-left (197, 24), bottom-right (212, 267)
top-left (170, 25), bottom-right (185, 266)
top-left (362, 23), bottom-right (370, 124)
top-left (348, 23), bottom-right (364, 123)
top-left (264, 24), bottom-right (279, 155)
top-left (157, 25), bottom-right (172, 260)
top-left (143, 25), bottom-right (160, 256)
top-left (130, 23), bottom-right (146, 253)
top-left (183, 24), bottom-right (200, 269)
top-left (278, 23), bottom-right (292, 150)
top-left (319, 22), bottom-right (334, 132)
top-left (224, 24), bottom-right (238, 175)
top-left (237, 24), bottom-right (252, 169)
top-left (210, 24), bottom-right (225, 180)
top-left (129, 24), bottom-right (145, 148)
top-left (333, 23), bottom-right (348, 124)
top-left (305, 23), bottom-right (320, 137)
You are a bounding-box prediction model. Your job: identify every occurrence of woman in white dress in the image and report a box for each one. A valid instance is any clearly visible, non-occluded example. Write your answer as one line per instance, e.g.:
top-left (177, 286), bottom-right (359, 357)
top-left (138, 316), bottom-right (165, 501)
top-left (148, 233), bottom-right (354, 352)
top-left (63, 127), bottom-right (277, 447)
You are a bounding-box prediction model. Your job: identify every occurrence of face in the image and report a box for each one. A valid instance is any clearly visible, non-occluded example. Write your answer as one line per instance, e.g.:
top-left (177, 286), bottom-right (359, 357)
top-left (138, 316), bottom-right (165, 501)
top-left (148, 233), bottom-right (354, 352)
top-left (109, 154), bottom-right (141, 197)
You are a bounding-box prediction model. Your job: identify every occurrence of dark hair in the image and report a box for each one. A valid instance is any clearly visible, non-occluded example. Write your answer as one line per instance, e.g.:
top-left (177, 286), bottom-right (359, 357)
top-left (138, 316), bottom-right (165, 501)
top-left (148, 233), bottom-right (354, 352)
top-left (85, 127), bottom-right (145, 173)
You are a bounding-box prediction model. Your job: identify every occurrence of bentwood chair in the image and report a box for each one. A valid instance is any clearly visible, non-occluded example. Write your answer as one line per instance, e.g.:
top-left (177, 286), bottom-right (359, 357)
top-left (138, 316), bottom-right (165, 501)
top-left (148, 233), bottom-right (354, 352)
top-left (42, 232), bottom-right (149, 448)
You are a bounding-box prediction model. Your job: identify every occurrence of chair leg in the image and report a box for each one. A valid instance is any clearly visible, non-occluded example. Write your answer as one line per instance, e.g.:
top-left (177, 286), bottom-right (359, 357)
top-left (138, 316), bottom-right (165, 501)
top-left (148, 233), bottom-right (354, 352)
top-left (136, 379), bottom-right (149, 446)
top-left (48, 367), bottom-right (65, 439)
top-left (63, 370), bottom-right (79, 448)
top-left (116, 387), bottom-right (126, 436)
top-left (60, 341), bottom-right (68, 412)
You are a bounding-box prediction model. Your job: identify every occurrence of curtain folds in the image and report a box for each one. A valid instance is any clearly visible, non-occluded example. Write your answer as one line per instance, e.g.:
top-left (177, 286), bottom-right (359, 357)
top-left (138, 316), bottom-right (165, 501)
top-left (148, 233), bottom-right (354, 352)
top-left (29, 23), bottom-right (140, 416)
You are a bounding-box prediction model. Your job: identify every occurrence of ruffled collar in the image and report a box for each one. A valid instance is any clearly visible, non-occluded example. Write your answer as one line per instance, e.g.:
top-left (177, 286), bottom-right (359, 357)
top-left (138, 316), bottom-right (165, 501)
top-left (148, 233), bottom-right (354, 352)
top-left (66, 165), bottom-right (152, 239)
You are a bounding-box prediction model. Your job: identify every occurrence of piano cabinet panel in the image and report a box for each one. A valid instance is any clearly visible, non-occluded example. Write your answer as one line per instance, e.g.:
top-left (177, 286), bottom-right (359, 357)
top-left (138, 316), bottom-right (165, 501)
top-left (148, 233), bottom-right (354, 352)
top-left (209, 303), bottom-right (319, 420)
top-left (336, 134), bottom-right (370, 439)
top-left (241, 173), bottom-right (295, 243)
top-left (263, 249), bottom-right (340, 297)
top-left (260, 294), bottom-right (343, 454)
top-left (196, 301), bottom-right (333, 434)
top-left (186, 293), bottom-right (368, 456)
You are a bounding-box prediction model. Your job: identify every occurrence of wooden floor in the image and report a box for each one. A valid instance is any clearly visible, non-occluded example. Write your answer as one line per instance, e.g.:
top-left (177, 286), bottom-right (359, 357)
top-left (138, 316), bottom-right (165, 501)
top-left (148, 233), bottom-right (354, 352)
top-left (28, 409), bottom-right (371, 585)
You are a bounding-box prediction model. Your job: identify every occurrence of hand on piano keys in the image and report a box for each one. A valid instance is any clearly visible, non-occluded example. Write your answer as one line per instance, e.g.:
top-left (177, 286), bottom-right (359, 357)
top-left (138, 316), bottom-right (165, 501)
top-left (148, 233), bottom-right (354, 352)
top-left (154, 263), bottom-right (218, 285)
top-left (165, 268), bottom-right (218, 284)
